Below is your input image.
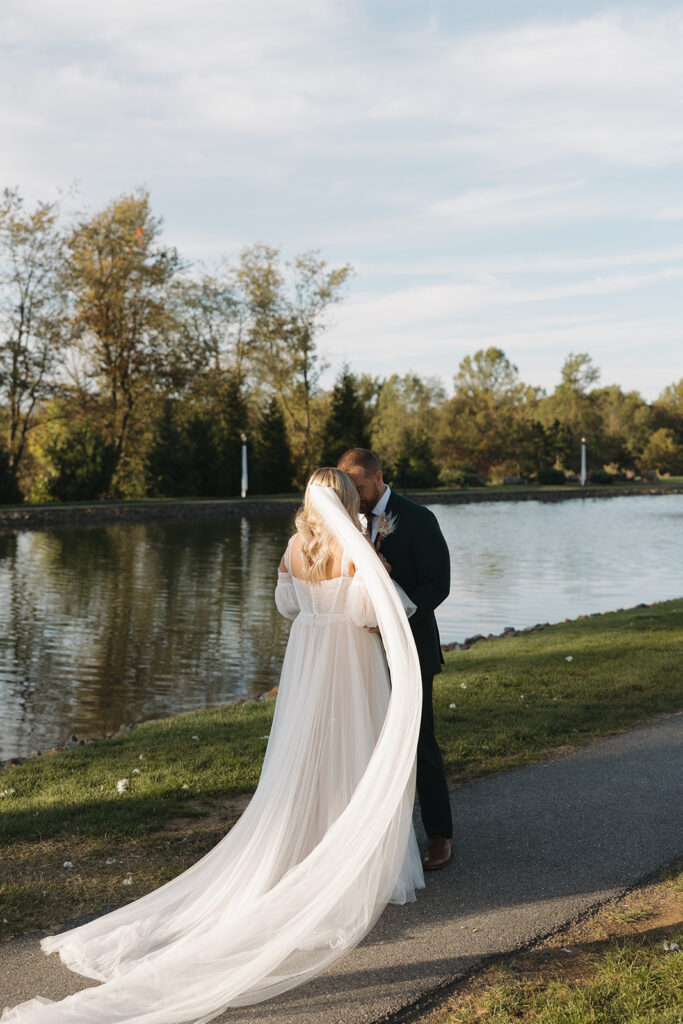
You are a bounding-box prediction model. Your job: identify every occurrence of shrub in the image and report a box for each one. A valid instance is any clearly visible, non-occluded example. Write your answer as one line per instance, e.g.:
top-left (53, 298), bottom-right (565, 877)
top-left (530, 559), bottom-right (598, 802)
top-left (438, 466), bottom-right (467, 488)
top-left (589, 469), bottom-right (614, 485)
top-left (537, 467), bottom-right (566, 485)
top-left (463, 471), bottom-right (488, 487)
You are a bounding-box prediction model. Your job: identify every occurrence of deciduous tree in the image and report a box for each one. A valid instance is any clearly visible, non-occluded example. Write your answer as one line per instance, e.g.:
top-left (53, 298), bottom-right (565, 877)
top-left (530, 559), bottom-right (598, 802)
top-left (238, 245), bottom-right (352, 483)
top-left (66, 189), bottom-right (182, 488)
top-left (0, 188), bottom-right (68, 487)
top-left (371, 373), bottom-right (444, 488)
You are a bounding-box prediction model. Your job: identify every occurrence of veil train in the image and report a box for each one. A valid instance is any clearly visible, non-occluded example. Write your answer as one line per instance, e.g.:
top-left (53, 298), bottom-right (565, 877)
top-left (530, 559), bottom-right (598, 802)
top-left (1, 484), bottom-right (423, 1024)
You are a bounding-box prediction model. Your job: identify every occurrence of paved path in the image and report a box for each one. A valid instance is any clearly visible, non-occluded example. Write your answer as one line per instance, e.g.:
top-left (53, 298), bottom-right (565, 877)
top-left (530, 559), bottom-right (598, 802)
top-left (2, 713), bottom-right (682, 1022)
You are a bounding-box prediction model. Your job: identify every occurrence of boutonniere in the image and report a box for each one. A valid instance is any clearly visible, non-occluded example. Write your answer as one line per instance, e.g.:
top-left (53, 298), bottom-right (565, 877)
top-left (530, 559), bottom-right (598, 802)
top-left (375, 511), bottom-right (398, 543)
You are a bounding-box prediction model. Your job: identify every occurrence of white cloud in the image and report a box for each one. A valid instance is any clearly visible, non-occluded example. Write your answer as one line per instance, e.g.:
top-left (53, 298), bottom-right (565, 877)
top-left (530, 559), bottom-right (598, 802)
top-left (2, 2), bottom-right (682, 402)
top-left (3, 4), bottom-right (683, 189)
top-left (426, 180), bottom-right (587, 219)
top-left (358, 245), bottom-right (683, 280)
top-left (326, 264), bottom-right (683, 337)
top-left (321, 309), bottom-right (683, 400)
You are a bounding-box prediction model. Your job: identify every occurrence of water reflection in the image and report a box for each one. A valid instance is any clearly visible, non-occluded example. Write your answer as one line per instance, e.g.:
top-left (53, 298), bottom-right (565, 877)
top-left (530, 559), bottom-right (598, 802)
top-left (0, 517), bottom-right (293, 759)
top-left (1, 495), bottom-right (682, 760)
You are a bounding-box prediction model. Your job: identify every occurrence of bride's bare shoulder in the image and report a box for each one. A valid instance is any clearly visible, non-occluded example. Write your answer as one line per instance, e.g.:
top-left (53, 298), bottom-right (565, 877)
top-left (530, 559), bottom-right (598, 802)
top-left (278, 534), bottom-right (299, 573)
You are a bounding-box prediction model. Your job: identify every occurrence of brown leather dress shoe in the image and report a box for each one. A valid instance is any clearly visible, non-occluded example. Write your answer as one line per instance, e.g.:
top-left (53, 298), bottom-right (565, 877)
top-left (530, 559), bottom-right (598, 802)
top-left (421, 835), bottom-right (453, 871)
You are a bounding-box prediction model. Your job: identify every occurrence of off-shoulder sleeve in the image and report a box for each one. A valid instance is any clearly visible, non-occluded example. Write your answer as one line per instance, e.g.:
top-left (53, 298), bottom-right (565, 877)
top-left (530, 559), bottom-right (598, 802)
top-left (348, 572), bottom-right (416, 628)
top-left (275, 571), bottom-right (300, 620)
top-left (274, 537), bottom-right (300, 620)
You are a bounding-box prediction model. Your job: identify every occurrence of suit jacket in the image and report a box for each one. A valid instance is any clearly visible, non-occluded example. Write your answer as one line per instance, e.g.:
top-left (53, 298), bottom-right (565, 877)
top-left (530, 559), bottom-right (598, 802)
top-left (377, 490), bottom-right (450, 677)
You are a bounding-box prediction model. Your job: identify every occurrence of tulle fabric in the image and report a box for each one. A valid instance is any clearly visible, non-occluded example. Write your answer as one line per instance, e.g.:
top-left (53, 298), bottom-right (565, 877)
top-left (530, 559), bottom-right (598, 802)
top-left (1, 485), bottom-right (424, 1024)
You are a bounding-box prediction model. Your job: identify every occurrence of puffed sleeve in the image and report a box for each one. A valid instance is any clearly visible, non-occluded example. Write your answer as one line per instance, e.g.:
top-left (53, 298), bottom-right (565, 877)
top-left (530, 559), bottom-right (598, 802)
top-left (275, 571), bottom-right (300, 620)
top-left (348, 572), bottom-right (416, 629)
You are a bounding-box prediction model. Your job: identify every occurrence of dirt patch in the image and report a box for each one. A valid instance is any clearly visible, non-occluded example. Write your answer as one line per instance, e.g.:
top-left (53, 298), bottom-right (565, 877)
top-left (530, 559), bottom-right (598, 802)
top-left (0, 808), bottom-right (245, 940)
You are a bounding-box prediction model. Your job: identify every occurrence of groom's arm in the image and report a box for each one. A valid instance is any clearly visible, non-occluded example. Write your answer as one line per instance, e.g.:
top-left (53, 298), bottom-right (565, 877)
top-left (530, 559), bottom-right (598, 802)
top-left (406, 508), bottom-right (450, 615)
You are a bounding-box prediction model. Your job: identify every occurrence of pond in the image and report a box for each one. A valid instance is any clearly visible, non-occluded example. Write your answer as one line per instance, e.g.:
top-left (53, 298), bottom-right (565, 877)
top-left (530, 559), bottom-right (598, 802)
top-left (2, 494), bottom-right (682, 760)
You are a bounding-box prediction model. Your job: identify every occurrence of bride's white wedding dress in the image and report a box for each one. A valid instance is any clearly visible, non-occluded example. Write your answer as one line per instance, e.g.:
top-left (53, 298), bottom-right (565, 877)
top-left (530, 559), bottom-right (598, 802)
top-left (2, 486), bottom-right (424, 1024)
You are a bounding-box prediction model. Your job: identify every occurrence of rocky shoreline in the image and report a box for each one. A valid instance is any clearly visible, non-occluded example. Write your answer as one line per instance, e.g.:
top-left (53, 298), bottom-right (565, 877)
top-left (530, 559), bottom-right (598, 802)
top-left (1, 484), bottom-right (682, 531)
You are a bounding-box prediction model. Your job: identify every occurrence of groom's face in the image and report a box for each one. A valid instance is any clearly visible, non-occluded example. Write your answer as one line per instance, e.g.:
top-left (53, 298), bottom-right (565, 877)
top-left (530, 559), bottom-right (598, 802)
top-left (346, 466), bottom-right (385, 514)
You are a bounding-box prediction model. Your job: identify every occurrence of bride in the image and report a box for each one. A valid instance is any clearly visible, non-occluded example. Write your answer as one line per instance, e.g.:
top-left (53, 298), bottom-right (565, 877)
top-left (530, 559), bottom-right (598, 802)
top-left (2, 468), bottom-right (424, 1024)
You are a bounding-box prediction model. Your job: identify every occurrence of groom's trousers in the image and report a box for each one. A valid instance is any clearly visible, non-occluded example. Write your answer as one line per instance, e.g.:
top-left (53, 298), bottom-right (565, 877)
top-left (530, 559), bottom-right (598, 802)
top-left (417, 673), bottom-right (453, 839)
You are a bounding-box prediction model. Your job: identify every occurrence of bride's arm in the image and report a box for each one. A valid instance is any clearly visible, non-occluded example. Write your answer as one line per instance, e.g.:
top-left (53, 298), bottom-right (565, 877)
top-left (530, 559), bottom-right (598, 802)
top-left (274, 542), bottom-right (300, 620)
top-left (347, 565), bottom-right (416, 629)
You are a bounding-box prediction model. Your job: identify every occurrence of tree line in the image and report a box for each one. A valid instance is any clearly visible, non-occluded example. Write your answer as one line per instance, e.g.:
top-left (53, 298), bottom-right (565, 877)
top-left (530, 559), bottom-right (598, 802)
top-left (1, 187), bottom-right (682, 504)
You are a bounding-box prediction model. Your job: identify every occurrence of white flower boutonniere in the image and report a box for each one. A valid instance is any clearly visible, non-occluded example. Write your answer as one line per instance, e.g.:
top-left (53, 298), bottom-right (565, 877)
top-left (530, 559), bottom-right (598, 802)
top-left (375, 511), bottom-right (398, 543)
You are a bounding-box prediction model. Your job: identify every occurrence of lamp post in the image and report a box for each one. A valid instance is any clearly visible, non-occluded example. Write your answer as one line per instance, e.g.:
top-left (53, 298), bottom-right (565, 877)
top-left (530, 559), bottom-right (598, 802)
top-left (240, 432), bottom-right (248, 498)
top-left (580, 435), bottom-right (587, 487)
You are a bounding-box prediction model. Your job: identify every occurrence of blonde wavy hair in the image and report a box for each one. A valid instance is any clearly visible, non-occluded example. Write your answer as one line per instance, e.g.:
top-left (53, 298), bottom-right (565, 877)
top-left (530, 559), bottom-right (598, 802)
top-left (295, 467), bottom-right (362, 582)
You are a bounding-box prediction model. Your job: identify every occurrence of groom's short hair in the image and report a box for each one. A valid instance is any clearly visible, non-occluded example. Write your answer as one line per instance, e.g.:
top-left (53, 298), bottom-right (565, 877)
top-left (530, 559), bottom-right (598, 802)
top-left (337, 448), bottom-right (381, 476)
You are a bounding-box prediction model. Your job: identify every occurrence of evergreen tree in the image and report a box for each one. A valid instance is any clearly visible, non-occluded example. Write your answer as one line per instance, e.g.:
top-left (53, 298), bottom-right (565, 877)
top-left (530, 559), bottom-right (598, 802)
top-left (320, 366), bottom-right (370, 466)
top-left (210, 372), bottom-right (248, 497)
top-left (0, 442), bottom-right (22, 503)
top-left (42, 423), bottom-right (118, 502)
top-left (146, 400), bottom-right (198, 498)
top-left (253, 396), bottom-right (294, 494)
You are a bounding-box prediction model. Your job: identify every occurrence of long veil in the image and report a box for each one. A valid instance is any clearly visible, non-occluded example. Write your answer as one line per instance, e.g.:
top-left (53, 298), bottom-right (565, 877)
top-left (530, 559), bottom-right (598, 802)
top-left (1, 485), bottom-right (423, 1024)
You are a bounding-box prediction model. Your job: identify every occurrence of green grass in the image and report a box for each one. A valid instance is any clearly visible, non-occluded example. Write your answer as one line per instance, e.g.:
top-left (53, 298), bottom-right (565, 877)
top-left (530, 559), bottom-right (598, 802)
top-left (424, 865), bottom-right (683, 1024)
top-left (1, 599), bottom-right (681, 937)
top-left (440, 936), bottom-right (683, 1024)
top-left (0, 700), bottom-right (271, 846)
top-left (434, 599), bottom-right (683, 781)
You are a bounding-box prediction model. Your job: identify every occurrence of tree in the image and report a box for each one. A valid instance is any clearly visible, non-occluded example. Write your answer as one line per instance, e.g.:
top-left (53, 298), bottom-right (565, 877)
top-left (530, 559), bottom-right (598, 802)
top-left (539, 353), bottom-right (603, 470)
top-left (145, 374), bottom-right (248, 498)
top-left (238, 245), bottom-right (352, 483)
top-left (438, 348), bottom-right (539, 476)
top-left (0, 188), bottom-right (68, 482)
top-left (653, 378), bottom-right (683, 444)
top-left (210, 371), bottom-right (249, 497)
top-left (371, 374), bottom-right (444, 488)
top-left (36, 421), bottom-right (118, 502)
top-left (252, 396), bottom-right (294, 493)
top-left (145, 399), bottom-right (198, 497)
top-left (0, 441), bottom-right (22, 503)
top-left (320, 365), bottom-right (370, 466)
top-left (559, 351), bottom-right (600, 393)
top-left (592, 385), bottom-right (652, 472)
top-left (66, 189), bottom-right (183, 488)
top-left (173, 264), bottom-right (252, 388)
top-left (638, 428), bottom-right (683, 476)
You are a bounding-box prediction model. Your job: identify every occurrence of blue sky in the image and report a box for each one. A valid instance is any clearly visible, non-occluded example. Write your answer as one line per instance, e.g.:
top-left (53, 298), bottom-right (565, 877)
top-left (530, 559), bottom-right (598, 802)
top-left (2, 0), bottom-right (682, 399)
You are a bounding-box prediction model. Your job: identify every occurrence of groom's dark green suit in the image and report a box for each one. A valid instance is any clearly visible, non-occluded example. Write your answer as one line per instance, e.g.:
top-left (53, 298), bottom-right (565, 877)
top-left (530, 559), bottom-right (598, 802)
top-left (377, 489), bottom-right (453, 840)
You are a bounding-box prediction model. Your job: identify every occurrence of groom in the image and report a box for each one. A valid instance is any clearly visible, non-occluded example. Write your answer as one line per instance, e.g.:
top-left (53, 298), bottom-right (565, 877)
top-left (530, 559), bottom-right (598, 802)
top-left (337, 448), bottom-right (453, 870)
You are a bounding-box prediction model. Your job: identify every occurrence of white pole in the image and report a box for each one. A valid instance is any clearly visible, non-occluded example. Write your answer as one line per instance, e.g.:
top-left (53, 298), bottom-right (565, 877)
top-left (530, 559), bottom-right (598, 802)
top-left (240, 433), bottom-right (248, 498)
top-left (580, 435), bottom-right (586, 486)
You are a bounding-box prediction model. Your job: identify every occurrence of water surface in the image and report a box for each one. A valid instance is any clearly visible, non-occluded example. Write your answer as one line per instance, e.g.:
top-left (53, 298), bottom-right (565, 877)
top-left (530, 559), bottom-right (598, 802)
top-left (1, 495), bottom-right (681, 759)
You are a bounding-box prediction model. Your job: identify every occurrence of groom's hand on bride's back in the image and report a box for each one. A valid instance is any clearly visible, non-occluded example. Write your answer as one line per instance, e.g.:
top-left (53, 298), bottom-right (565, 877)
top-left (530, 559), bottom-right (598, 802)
top-left (379, 554), bottom-right (392, 574)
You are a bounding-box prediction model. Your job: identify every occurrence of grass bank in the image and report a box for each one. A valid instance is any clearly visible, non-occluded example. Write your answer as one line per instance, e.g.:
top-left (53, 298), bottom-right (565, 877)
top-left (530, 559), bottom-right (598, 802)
top-left (1, 598), bottom-right (681, 938)
top-left (419, 863), bottom-right (683, 1024)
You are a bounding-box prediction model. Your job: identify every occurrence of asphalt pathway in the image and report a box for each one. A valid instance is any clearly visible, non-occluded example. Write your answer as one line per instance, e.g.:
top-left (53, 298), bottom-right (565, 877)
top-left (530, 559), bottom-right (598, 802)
top-left (2, 713), bottom-right (681, 1022)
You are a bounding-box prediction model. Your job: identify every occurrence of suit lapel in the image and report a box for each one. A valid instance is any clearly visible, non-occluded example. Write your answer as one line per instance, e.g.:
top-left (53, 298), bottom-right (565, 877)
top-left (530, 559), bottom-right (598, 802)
top-left (378, 490), bottom-right (402, 559)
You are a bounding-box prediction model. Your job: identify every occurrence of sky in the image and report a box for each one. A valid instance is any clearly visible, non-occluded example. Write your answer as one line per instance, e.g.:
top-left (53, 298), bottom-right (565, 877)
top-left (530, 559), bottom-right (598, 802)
top-left (1, 0), bottom-right (682, 400)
